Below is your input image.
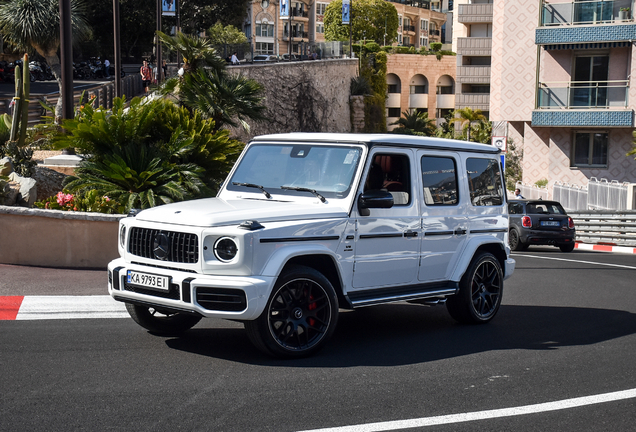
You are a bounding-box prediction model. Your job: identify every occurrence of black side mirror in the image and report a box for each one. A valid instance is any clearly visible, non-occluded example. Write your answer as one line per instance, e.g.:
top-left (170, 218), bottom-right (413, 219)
top-left (358, 190), bottom-right (394, 216)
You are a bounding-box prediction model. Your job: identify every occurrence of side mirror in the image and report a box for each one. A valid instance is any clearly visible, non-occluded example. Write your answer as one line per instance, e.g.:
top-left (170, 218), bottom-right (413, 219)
top-left (358, 190), bottom-right (394, 215)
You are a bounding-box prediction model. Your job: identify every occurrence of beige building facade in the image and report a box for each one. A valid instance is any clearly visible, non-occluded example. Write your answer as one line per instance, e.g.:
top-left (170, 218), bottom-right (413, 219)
top-left (490, 0), bottom-right (636, 190)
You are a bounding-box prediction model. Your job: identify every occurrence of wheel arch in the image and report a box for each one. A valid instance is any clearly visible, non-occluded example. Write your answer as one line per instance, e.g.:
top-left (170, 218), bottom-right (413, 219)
top-left (279, 254), bottom-right (348, 308)
top-left (452, 239), bottom-right (508, 282)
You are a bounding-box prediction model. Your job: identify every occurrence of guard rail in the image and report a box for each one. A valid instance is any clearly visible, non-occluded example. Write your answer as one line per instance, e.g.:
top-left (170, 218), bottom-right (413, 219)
top-left (570, 211), bottom-right (636, 247)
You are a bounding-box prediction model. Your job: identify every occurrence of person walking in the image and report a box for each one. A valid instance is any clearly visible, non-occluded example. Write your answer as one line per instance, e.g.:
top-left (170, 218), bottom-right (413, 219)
top-left (514, 188), bottom-right (525, 199)
top-left (140, 60), bottom-right (152, 94)
top-left (231, 52), bottom-right (239, 65)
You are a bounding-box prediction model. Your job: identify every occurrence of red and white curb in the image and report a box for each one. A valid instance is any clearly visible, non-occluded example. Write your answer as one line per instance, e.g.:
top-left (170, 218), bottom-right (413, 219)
top-left (0, 295), bottom-right (127, 320)
top-left (574, 243), bottom-right (636, 254)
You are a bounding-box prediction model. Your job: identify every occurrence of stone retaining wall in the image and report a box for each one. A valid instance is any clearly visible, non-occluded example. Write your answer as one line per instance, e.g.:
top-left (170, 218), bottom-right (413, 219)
top-left (0, 206), bottom-right (124, 269)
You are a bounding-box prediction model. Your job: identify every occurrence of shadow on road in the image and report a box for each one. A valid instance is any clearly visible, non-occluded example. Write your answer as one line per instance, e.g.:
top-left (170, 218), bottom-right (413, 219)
top-left (163, 303), bottom-right (636, 366)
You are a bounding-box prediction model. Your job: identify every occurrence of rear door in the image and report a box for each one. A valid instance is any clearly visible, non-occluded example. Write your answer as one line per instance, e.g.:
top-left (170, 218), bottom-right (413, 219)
top-left (417, 151), bottom-right (468, 283)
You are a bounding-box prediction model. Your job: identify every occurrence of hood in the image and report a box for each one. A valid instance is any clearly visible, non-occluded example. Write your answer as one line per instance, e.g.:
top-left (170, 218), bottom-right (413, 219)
top-left (134, 197), bottom-right (348, 227)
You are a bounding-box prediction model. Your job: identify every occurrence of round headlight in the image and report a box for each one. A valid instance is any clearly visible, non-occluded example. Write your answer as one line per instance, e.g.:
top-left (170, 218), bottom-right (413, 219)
top-left (214, 237), bottom-right (238, 262)
top-left (119, 225), bottom-right (127, 248)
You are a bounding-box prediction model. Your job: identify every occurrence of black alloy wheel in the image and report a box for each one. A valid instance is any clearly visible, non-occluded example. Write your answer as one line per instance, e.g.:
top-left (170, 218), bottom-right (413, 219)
top-left (245, 265), bottom-right (338, 358)
top-left (447, 252), bottom-right (503, 324)
top-left (509, 228), bottom-right (527, 251)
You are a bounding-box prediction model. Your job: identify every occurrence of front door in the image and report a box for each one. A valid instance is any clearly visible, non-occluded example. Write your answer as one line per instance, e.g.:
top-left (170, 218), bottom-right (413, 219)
top-left (352, 150), bottom-right (420, 289)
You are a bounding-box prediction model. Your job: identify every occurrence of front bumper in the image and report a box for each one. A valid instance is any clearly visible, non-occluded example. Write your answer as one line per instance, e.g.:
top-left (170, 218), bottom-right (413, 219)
top-left (504, 258), bottom-right (515, 281)
top-left (107, 258), bottom-right (275, 320)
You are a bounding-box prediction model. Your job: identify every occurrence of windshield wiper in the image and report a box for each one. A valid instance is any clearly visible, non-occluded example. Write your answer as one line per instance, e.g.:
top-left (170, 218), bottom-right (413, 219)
top-left (280, 186), bottom-right (326, 203)
top-left (232, 182), bottom-right (271, 199)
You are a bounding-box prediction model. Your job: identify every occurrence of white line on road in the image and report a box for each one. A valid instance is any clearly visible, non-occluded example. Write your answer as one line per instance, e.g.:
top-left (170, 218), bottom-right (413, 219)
top-left (512, 253), bottom-right (636, 270)
top-left (296, 388), bottom-right (636, 432)
top-left (16, 295), bottom-right (128, 320)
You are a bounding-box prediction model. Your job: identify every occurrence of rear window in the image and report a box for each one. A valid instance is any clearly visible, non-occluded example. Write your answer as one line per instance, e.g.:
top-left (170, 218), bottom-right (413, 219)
top-left (466, 158), bottom-right (504, 206)
top-left (527, 203), bottom-right (566, 215)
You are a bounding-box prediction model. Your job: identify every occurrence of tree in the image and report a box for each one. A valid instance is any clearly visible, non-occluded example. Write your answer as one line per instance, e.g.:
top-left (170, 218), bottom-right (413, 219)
top-left (391, 110), bottom-right (435, 136)
top-left (208, 22), bottom-right (248, 45)
top-left (452, 107), bottom-right (487, 142)
top-left (0, 0), bottom-right (92, 120)
top-left (324, 0), bottom-right (398, 45)
top-left (180, 0), bottom-right (250, 34)
top-left (158, 31), bottom-right (266, 133)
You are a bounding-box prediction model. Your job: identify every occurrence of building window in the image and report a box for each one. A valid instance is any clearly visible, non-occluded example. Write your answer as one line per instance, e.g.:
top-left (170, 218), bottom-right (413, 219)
top-left (256, 22), bottom-right (274, 38)
top-left (419, 36), bottom-right (428, 48)
top-left (398, 34), bottom-right (403, 45)
top-left (420, 19), bottom-right (429, 31)
top-left (571, 132), bottom-right (608, 167)
top-left (255, 42), bottom-right (274, 55)
top-left (316, 23), bottom-right (324, 34)
top-left (388, 108), bottom-right (401, 117)
top-left (316, 2), bottom-right (327, 16)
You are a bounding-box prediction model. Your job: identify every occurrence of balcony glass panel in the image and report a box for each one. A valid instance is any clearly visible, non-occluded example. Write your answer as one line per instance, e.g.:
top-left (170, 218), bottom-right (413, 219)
top-left (537, 81), bottom-right (628, 108)
top-left (541, 0), bottom-right (632, 26)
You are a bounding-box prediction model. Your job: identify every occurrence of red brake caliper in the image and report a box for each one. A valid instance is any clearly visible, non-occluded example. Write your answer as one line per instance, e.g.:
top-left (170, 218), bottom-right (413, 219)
top-left (308, 294), bottom-right (316, 327)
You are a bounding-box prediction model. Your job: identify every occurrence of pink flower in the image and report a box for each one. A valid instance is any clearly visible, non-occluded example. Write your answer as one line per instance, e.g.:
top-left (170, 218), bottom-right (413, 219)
top-left (103, 196), bottom-right (110, 202)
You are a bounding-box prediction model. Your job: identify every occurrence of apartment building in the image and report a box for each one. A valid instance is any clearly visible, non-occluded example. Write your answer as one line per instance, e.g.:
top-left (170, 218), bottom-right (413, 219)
top-left (490, 0), bottom-right (636, 188)
top-left (244, 0), bottom-right (448, 56)
top-left (452, 0), bottom-right (493, 118)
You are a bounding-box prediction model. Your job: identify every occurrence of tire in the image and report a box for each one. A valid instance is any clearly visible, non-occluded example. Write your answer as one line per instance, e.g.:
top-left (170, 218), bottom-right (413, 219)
top-left (446, 252), bottom-right (503, 325)
top-left (245, 265), bottom-right (339, 358)
top-left (125, 303), bottom-right (201, 336)
top-left (509, 228), bottom-right (527, 251)
top-left (559, 243), bottom-right (575, 252)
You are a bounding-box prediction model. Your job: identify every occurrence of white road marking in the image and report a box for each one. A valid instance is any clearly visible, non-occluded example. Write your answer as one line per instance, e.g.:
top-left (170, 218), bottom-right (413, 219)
top-left (512, 253), bottom-right (636, 270)
top-left (296, 388), bottom-right (636, 432)
top-left (16, 295), bottom-right (128, 320)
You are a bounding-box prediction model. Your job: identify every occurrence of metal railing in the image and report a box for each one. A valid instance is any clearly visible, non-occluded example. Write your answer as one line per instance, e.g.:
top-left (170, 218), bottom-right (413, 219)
top-left (541, 0), bottom-right (633, 26)
top-left (537, 80), bottom-right (629, 109)
top-left (569, 210), bottom-right (636, 246)
top-left (515, 182), bottom-right (551, 201)
top-left (553, 178), bottom-right (636, 210)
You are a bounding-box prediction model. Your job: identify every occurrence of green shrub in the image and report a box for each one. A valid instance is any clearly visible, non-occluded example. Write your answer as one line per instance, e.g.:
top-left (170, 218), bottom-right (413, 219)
top-left (430, 42), bottom-right (442, 52)
top-left (535, 178), bottom-right (548, 188)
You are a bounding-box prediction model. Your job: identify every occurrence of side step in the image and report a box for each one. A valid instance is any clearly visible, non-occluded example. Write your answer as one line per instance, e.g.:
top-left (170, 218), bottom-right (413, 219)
top-left (346, 281), bottom-right (458, 308)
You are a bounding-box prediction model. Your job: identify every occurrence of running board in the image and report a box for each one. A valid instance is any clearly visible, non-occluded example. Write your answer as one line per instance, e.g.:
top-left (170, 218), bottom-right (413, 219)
top-left (346, 282), bottom-right (458, 308)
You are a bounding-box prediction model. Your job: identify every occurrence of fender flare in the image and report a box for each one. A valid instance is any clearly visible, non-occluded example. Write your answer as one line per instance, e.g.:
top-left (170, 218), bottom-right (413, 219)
top-left (450, 235), bottom-right (509, 282)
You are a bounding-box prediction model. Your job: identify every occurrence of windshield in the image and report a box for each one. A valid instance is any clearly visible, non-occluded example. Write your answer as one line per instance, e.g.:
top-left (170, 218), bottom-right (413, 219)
top-left (227, 144), bottom-right (362, 199)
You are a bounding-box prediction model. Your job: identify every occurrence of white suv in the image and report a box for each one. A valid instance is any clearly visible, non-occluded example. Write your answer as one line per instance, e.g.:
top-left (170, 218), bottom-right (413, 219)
top-left (108, 133), bottom-right (515, 358)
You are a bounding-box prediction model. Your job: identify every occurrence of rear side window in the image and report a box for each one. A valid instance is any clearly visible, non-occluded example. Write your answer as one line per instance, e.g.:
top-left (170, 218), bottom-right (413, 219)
top-left (508, 202), bottom-right (523, 214)
top-left (421, 156), bottom-right (458, 205)
top-left (466, 158), bottom-right (504, 206)
top-left (527, 203), bottom-right (566, 214)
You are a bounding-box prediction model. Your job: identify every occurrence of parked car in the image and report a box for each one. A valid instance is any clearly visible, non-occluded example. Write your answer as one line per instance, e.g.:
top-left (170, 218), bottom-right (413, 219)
top-left (281, 54), bottom-right (299, 61)
top-left (252, 54), bottom-right (279, 62)
top-left (108, 133), bottom-right (516, 358)
top-left (508, 199), bottom-right (576, 252)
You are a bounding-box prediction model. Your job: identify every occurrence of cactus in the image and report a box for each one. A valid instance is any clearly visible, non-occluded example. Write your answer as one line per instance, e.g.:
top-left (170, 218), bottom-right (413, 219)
top-left (8, 53), bottom-right (30, 147)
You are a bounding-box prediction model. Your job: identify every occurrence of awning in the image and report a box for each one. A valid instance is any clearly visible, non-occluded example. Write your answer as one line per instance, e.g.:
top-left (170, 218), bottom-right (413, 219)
top-left (543, 41), bottom-right (632, 50)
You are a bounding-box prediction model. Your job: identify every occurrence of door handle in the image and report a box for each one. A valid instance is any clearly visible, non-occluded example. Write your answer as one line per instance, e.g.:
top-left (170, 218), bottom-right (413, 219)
top-left (404, 230), bottom-right (418, 238)
top-left (454, 228), bottom-right (467, 235)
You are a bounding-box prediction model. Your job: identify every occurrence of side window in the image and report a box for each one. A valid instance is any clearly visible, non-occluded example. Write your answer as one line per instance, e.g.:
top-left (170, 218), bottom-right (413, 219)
top-left (421, 156), bottom-right (458, 205)
top-left (364, 153), bottom-right (411, 205)
top-left (466, 158), bottom-right (504, 206)
top-left (508, 202), bottom-right (522, 214)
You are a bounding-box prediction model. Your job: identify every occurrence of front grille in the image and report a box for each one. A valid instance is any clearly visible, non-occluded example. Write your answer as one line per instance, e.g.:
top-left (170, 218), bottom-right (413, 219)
top-left (196, 287), bottom-right (247, 312)
top-left (123, 281), bottom-right (181, 300)
top-left (128, 227), bottom-right (199, 264)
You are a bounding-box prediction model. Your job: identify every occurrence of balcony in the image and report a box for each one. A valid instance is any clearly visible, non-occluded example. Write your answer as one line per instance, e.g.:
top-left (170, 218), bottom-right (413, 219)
top-left (537, 80), bottom-right (628, 109)
top-left (456, 66), bottom-right (491, 84)
top-left (409, 94), bottom-right (428, 109)
top-left (436, 94), bottom-right (455, 109)
top-left (456, 37), bottom-right (492, 56)
top-left (456, 93), bottom-right (490, 110)
top-left (387, 93), bottom-right (402, 108)
top-left (537, 0), bottom-right (636, 44)
top-left (457, 3), bottom-right (494, 23)
top-left (541, 0), bottom-right (633, 26)
top-left (534, 79), bottom-right (633, 126)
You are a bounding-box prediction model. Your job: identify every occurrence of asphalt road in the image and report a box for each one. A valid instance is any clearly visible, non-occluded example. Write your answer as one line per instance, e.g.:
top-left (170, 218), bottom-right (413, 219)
top-left (1, 248), bottom-right (636, 431)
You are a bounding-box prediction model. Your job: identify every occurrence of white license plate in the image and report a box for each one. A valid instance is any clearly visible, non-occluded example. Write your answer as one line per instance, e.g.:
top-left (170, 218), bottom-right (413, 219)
top-left (127, 270), bottom-right (170, 291)
top-left (541, 221), bottom-right (560, 227)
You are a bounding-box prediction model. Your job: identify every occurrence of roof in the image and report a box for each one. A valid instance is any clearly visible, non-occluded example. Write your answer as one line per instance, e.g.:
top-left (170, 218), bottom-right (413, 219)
top-left (250, 132), bottom-right (501, 154)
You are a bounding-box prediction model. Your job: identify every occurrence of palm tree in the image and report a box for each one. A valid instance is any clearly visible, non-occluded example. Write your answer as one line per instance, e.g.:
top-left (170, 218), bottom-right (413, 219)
top-left (156, 31), bottom-right (225, 76)
top-left (452, 107), bottom-right (487, 142)
top-left (157, 31), bottom-right (266, 133)
top-left (391, 110), bottom-right (436, 136)
top-left (177, 68), bottom-right (266, 133)
top-left (0, 0), bottom-right (92, 121)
